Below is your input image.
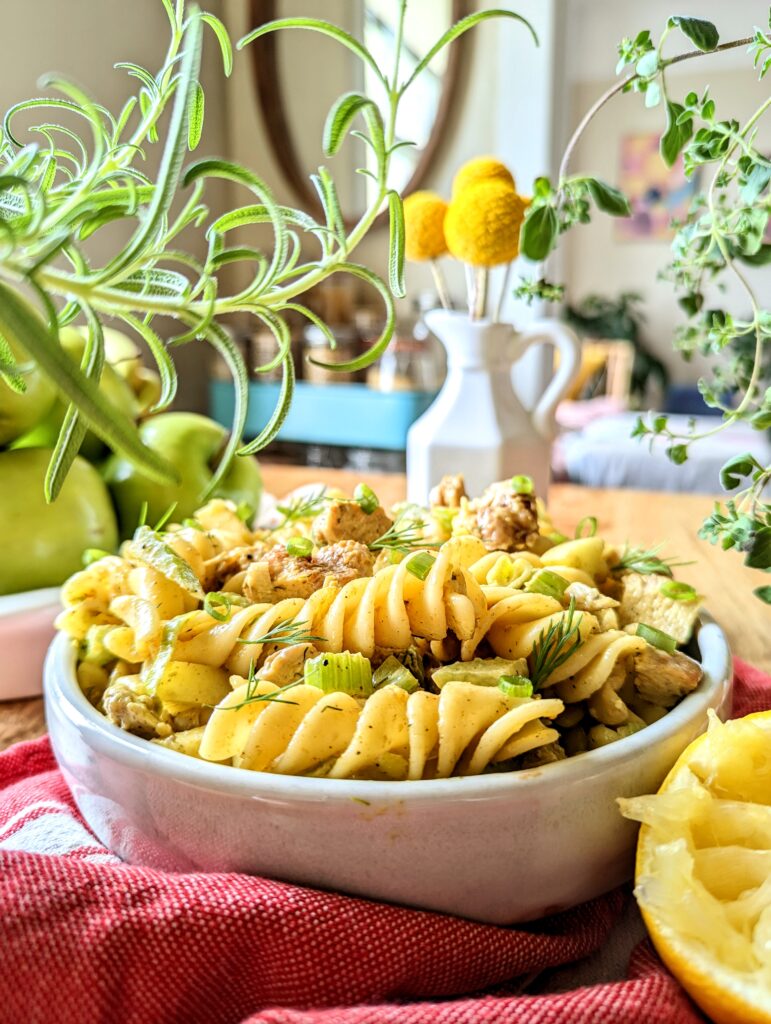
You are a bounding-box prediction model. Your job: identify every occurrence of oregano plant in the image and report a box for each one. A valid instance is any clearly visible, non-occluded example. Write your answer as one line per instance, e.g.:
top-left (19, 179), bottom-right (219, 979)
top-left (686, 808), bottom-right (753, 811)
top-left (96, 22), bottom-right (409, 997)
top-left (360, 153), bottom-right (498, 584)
top-left (0, 0), bottom-right (534, 501)
top-left (519, 10), bottom-right (771, 602)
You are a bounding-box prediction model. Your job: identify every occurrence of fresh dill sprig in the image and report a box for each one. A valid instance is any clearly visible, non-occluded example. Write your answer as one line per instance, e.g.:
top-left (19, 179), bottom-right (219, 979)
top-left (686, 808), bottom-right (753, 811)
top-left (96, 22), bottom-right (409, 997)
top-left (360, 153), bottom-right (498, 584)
top-left (369, 515), bottom-right (441, 554)
top-left (236, 617), bottom-right (326, 648)
top-left (529, 597), bottom-right (584, 690)
top-left (275, 488), bottom-right (328, 526)
top-left (221, 663), bottom-right (302, 711)
top-left (611, 544), bottom-right (693, 578)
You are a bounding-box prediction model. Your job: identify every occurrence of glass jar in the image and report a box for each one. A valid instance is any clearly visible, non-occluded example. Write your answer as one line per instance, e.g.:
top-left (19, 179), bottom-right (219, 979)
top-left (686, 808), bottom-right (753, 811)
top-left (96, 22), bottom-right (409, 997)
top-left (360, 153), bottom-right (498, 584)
top-left (302, 324), bottom-right (360, 385)
top-left (367, 299), bottom-right (444, 393)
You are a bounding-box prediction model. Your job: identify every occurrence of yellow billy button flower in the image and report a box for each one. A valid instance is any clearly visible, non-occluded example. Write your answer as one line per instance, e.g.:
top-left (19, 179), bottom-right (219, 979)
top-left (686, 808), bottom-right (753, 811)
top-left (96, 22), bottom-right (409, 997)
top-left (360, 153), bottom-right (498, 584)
top-left (444, 180), bottom-right (526, 267)
top-left (403, 191), bottom-right (449, 262)
top-left (452, 156), bottom-right (515, 197)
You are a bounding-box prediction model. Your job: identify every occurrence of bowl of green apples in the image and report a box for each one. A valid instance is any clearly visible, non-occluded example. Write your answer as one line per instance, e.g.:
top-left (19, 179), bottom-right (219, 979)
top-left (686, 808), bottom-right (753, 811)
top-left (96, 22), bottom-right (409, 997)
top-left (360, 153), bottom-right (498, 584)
top-left (0, 327), bottom-right (262, 700)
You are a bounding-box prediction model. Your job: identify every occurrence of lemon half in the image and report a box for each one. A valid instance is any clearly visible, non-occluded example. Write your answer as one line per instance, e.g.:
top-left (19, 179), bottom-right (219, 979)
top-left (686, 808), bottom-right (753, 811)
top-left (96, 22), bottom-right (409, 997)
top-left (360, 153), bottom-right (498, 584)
top-left (620, 711), bottom-right (771, 1024)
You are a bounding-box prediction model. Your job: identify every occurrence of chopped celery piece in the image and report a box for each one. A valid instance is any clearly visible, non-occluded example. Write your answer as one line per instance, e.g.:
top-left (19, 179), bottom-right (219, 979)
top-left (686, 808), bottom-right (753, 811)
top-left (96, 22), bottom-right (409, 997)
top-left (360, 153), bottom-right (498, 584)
top-left (498, 675), bottom-right (534, 699)
top-left (524, 569), bottom-right (569, 600)
top-left (354, 483), bottom-right (379, 514)
top-left (287, 537), bottom-right (313, 557)
top-left (616, 721), bottom-right (646, 739)
top-left (373, 655), bottom-right (419, 693)
top-left (636, 623), bottom-right (677, 655)
top-left (304, 651), bottom-right (373, 696)
top-left (406, 551), bottom-right (435, 580)
top-left (432, 657), bottom-right (529, 689)
top-left (80, 624), bottom-right (115, 666)
top-left (432, 506), bottom-right (459, 534)
top-left (487, 555), bottom-right (515, 587)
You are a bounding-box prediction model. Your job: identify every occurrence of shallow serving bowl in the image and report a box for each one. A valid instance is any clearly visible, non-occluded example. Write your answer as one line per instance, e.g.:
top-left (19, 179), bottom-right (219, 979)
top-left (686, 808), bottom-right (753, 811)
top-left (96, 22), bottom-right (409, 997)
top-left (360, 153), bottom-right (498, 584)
top-left (45, 615), bottom-right (732, 924)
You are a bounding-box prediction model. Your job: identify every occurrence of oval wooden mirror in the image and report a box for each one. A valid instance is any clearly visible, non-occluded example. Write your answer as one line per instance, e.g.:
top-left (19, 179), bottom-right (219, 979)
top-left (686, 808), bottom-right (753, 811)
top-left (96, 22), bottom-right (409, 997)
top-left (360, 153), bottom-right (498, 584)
top-left (248, 0), bottom-right (469, 229)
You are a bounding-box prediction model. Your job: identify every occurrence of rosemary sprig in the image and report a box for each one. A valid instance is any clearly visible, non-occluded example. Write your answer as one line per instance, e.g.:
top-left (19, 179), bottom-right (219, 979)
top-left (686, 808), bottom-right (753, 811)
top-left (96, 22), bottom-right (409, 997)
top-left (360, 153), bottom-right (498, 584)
top-left (236, 617), bottom-right (326, 648)
top-left (275, 488), bottom-right (328, 526)
top-left (369, 515), bottom-right (441, 555)
top-left (611, 544), bottom-right (693, 578)
top-left (529, 597), bottom-right (584, 690)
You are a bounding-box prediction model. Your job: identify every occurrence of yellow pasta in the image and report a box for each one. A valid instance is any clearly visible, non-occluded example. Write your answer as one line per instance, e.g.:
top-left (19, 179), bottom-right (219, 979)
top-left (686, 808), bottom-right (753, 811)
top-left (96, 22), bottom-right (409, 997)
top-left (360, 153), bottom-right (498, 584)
top-left (199, 679), bottom-right (564, 780)
top-left (56, 475), bottom-right (704, 781)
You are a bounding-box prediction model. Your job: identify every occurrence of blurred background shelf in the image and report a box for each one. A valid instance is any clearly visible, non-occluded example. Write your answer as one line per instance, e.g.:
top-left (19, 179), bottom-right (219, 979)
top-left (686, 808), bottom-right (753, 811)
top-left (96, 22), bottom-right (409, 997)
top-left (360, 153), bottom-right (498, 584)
top-left (209, 380), bottom-right (436, 452)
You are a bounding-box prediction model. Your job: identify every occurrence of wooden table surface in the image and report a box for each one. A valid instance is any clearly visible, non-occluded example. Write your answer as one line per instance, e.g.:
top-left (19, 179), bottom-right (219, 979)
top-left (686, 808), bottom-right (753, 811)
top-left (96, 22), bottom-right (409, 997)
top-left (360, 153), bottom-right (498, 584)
top-left (1, 466), bottom-right (769, 752)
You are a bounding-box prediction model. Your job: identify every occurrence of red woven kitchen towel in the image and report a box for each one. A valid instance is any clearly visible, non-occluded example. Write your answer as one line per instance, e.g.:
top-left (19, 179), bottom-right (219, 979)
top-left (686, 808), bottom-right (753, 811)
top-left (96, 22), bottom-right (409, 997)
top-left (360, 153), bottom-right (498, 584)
top-left (0, 658), bottom-right (766, 1024)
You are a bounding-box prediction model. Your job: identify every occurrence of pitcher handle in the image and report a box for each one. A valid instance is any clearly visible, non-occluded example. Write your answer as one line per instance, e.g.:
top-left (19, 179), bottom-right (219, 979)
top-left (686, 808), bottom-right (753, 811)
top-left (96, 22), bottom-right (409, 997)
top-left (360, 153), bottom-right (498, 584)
top-left (515, 320), bottom-right (581, 442)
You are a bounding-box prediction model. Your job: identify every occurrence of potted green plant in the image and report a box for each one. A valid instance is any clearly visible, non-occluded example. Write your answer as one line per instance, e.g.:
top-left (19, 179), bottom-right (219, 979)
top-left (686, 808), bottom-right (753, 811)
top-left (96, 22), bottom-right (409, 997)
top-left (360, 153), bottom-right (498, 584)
top-left (518, 13), bottom-right (771, 601)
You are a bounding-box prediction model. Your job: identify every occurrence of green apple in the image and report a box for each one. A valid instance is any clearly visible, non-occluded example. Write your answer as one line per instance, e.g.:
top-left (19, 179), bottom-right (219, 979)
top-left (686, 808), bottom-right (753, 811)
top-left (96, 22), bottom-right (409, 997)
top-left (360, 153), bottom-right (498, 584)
top-left (0, 337), bottom-right (57, 446)
top-left (103, 412), bottom-right (262, 538)
top-left (0, 449), bottom-right (119, 595)
top-left (12, 326), bottom-right (139, 460)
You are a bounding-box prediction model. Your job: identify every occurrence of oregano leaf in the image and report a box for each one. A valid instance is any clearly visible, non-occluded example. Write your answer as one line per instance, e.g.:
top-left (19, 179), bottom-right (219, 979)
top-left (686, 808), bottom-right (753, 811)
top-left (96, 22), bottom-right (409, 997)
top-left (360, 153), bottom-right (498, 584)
top-left (520, 205), bottom-right (558, 260)
top-left (668, 16), bottom-right (719, 52)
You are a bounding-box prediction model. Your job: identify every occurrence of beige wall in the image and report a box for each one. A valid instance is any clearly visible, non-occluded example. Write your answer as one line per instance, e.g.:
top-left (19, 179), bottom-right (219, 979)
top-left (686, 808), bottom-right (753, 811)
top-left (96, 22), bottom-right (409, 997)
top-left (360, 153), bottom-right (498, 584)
top-left (563, 67), bottom-right (771, 384)
top-left (562, 0), bottom-right (771, 385)
top-left (0, 0), bottom-right (231, 411)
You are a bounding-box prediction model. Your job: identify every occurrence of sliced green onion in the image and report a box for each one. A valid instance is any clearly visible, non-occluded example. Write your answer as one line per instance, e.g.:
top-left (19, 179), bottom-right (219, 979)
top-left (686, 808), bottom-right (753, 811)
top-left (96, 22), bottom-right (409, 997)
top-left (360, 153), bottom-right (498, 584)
top-left (510, 474), bottom-right (534, 494)
top-left (304, 651), bottom-right (373, 696)
top-left (546, 531), bottom-right (569, 545)
top-left (406, 551), bottom-right (436, 581)
top-left (659, 580), bottom-right (701, 603)
top-left (286, 537), bottom-right (313, 557)
top-left (354, 483), bottom-right (379, 515)
top-left (575, 516), bottom-right (598, 538)
top-left (181, 518), bottom-right (204, 531)
top-left (236, 501), bottom-right (255, 524)
top-left (82, 547), bottom-right (112, 567)
top-left (524, 569), bottom-right (569, 600)
top-left (386, 547), bottom-right (404, 564)
top-left (636, 622), bottom-right (677, 655)
top-left (203, 591), bottom-right (249, 621)
top-left (373, 655), bottom-right (419, 693)
top-left (498, 675), bottom-right (534, 699)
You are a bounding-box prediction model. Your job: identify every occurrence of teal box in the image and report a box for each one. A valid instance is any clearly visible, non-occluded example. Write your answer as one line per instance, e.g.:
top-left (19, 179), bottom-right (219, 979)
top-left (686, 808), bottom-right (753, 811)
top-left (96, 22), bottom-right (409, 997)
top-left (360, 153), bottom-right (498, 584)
top-left (209, 380), bottom-right (437, 450)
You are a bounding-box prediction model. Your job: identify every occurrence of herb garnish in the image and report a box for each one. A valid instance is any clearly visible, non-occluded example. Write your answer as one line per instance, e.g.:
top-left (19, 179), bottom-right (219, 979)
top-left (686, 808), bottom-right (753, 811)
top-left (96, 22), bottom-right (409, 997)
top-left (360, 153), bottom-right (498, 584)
top-left (611, 544), bottom-right (693, 578)
top-left (369, 514), bottom-right (441, 555)
top-left (275, 488), bottom-right (328, 526)
top-left (529, 597), bottom-right (584, 690)
top-left (221, 663), bottom-right (302, 711)
top-left (236, 617), bottom-right (326, 648)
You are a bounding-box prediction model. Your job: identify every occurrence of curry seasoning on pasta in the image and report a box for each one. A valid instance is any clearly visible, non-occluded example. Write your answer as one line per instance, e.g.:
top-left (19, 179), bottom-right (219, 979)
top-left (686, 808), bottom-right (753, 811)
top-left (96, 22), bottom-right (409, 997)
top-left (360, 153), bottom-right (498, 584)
top-left (57, 475), bottom-right (704, 780)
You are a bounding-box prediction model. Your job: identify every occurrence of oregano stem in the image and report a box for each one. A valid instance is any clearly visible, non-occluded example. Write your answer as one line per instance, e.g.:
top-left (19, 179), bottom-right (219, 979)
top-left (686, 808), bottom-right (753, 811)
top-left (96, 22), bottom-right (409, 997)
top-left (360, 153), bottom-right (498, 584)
top-left (558, 36), bottom-right (754, 183)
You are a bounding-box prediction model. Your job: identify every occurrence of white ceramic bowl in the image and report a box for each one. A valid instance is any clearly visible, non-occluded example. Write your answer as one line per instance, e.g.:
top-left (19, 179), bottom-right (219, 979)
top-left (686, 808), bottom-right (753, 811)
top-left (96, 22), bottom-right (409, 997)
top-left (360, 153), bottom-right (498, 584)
top-left (45, 616), bottom-right (732, 924)
top-left (0, 588), bottom-right (61, 700)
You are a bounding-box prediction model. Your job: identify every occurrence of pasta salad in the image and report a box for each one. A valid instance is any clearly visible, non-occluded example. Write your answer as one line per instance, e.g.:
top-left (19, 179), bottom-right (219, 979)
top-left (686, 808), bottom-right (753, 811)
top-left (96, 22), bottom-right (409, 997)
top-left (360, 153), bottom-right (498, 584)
top-left (56, 475), bottom-right (704, 781)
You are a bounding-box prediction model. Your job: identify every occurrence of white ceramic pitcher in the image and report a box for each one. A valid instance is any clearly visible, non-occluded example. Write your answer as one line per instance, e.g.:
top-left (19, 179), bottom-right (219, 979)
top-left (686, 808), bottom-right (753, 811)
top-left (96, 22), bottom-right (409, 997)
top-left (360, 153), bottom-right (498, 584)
top-left (406, 309), bottom-right (581, 503)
